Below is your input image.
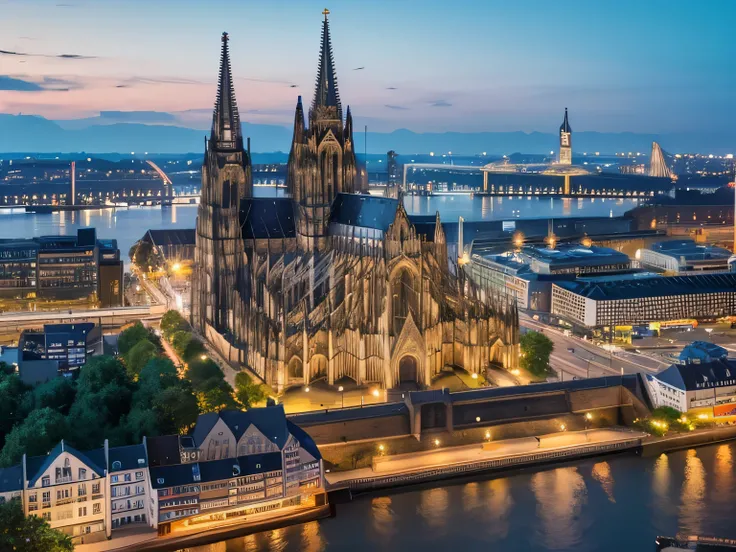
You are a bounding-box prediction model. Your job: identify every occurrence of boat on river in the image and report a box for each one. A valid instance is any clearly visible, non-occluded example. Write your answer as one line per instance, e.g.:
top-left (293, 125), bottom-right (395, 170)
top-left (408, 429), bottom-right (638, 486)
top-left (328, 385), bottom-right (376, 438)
top-left (656, 535), bottom-right (736, 551)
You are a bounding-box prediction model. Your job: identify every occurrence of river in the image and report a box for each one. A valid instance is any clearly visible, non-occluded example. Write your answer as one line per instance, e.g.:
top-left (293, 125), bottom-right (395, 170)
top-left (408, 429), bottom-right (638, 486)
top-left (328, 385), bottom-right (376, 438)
top-left (0, 194), bottom-right (641, 269)
top-left (182, 443), bottom-right (736, 552)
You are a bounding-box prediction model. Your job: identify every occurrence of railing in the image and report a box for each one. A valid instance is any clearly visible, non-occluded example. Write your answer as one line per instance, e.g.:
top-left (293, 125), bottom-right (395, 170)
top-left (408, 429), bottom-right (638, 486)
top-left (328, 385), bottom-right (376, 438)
top-left (344, 438), bottom-right (641, 491)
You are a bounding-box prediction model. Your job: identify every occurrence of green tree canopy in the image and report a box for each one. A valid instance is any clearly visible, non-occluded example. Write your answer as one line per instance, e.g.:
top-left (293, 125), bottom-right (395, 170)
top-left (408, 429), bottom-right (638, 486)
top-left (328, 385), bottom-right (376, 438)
top-left (519, 330), bottom-right (554, 378)
top-left (153, 385), bottom-right (200, 434)
top-left (28, 377), bottom-right (77, 416)
top-left (185, 359), bottom-right (224, 392)
top-left (234, 371), bottom-right (267, 409)
top-left (0, 408), bottom-right (67, 467)
top-left (123, 339), bottom-right (159, 379)
top-left (0, 373), bottom-right (30, 449)
top-left (160, 310), bottom-right (189, 337)
top-left (198, 380), bottom-right (237, 413)
top-left (0, 499), bottom-right (73, 552)
top-left (117, 321), bottom-right (152, 355)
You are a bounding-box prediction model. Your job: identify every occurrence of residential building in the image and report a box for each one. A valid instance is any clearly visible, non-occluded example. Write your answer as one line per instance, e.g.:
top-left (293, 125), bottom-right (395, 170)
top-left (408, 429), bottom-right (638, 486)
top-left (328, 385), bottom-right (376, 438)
top-left (551, 273), bottom-right (736, 329)
top-left (23, 441), bottom-right (108, 542)
top-left (639, 239), bottom-right (733, 274)
top-left (646, 358), bottom-right (736, 417)
top-left (106, 443), bottom-right (149, 531)
top-left (0, 405), bottom-right (324, 544)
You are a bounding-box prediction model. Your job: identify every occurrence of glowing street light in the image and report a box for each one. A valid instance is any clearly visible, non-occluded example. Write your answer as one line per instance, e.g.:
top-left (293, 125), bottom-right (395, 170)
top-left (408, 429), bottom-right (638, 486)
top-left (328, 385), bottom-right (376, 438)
top-left (338, 385), bottom-right (344, 408)
top-left (471, 373), bottom-right (478, 380)
top-left (172, 262), bottom-right (182, 272)
top-left (372, 388), bottom-right (380, 398)
top-left (433, 439), bottom-right (441, 447)
top-left (378, 444), bottom-right (385, 452)
top-left (304, 386), bottom-right (310, 393)
top-left (475, 416), bottom-right (481, 422)
top-left (200, 354), bottom-right (207, 361)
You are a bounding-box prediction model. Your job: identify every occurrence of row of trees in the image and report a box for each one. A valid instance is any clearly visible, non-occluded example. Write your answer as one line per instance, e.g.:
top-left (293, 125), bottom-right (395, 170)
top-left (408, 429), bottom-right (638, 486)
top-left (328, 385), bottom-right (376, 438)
top-left (0, 313), bottom-right (267, 468)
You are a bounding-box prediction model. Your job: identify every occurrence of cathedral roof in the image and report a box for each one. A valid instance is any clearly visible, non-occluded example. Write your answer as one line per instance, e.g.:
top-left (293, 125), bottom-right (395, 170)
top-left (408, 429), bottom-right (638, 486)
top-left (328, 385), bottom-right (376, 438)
top-left (240, 198), bottom-right (296, 239)
top-left (329, 193), bottom-right (399, 232)
top-left (560, 107), bottom-right (572, 134)
top-left (311, 9), bottom-right (342, 120)
top-left (211, 32), bottom-right (242, 149)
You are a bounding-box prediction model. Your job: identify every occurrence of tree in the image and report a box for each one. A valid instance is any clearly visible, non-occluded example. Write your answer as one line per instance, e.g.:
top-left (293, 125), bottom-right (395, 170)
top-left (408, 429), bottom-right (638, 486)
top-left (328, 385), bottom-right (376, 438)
top-left (0, 373), bottom-right (30, 449)
top-left (30, 377), bottom-right (77, 416)
top-left (234, 371), bottom-right (267, 409)
top-left (198, 379), bottom-right (237, 413)
top-left (123, 339), bottom-right (158, 379)
top-left (0, 408), bottom-right (67, 467)
top-left (170, 330), bottom-right (193, 359)
top-left (117, 322), bottom-right (151, 355)
top-left (185, 359), bottom-right (224, 392)
top-left (0, 499), bottom-right (73, 552)
top-left (519, 330), bottom-right (554, 377)
top-left (160, 310), bottom-right (189, 337)
top-left (153, 385), bottom-right (199, 433)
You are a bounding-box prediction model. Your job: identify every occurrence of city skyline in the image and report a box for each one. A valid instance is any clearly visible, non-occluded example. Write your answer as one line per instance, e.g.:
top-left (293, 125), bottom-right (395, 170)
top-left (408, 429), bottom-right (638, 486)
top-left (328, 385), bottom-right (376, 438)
top-left (0, 0), bottom-right (734, 135)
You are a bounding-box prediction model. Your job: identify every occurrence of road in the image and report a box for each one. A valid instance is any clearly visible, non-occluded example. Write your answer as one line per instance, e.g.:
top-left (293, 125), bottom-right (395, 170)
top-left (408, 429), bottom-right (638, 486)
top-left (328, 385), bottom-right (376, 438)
top-left (520, 314), bottom-right (668, 381)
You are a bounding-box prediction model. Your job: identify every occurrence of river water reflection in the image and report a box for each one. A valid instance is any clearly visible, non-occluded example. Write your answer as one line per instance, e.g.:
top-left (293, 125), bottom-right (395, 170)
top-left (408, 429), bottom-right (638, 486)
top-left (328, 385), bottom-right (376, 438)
top-left (0, 195), bottom-right (641, 269)
top-left (182, 443), bottom-right (736, 552)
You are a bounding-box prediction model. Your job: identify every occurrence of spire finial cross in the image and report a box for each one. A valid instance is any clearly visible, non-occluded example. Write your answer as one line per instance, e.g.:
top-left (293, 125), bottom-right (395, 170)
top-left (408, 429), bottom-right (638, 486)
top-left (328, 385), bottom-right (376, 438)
top-left (322, 8), bottom-right (330, 20)
top-left (222, 32), bottom-right (229, 42)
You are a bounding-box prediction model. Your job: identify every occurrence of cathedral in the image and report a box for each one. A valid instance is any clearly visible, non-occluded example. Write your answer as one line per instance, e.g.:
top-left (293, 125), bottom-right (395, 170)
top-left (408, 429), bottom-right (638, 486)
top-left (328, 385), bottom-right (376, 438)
top-left (191, 12), bottom-right (520, 393)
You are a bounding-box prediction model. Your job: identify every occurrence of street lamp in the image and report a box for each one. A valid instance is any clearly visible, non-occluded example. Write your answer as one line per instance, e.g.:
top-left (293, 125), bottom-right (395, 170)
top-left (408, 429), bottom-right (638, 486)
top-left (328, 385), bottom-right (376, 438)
top-left (304, 386), bottom-right (310, 393)
top-left (372, 388), bottom-right (380, 398)
top-left (433, 438), bottom-right (441, 447)
top-left (706, 327), bottom-right (713, 341)
top-left (338, 385), bottom-right (344, 408)
top-left (200, 354), bottom-right (207, 361)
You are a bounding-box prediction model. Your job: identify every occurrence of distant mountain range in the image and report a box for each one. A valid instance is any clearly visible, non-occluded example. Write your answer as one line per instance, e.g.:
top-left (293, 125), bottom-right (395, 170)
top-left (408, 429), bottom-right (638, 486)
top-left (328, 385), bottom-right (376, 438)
top-left (0, 114), bottom-right (733, 155)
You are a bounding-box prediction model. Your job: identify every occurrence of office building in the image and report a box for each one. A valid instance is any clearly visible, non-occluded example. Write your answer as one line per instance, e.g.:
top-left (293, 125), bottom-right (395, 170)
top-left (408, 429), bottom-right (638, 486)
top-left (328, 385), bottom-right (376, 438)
top-left (0, 228), bottom-right (123, 307)
top-left (467, 242), bottom-right (633, 312)
top-left (639, 239), bottom-right (733, 274)
top-left (18, 322), bottom-right (102, 384)
top-left (551, 273), bottom-right (736, 329)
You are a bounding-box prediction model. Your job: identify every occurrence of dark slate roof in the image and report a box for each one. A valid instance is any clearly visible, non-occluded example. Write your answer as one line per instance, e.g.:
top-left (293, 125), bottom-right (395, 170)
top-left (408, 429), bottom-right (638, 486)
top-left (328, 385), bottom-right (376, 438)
top-left (555, 273), bottom-right (736, 301)
top-left (27, 442), bottom-right (105, 487)
top-left (286, 420), bottom-right (322, 461)
top-left (329, 193), bottom-right (399, 232)
top-left (150, 463), bottom-right (198, 489)
top-left (679, 341), bottom-right (728, 363)
top-left (150, 452), bottom-right (284, 489)
top-left (238, 452), bottom-right (283, 475)
top-left (240, 198), bottom-right (295, 239)
top-left (143, 229), bottom-right (196, 247)
top-left (108, 444), bottom-right (147, 472)
top-left (0, 465), bottom-right (23, 493)
top-left (146, 435), bottom-right (181, 468)
top-left (655, 359), bottom-right (736, 391)
top-left (288, 402), bottom-right (408, 425)
top-left (191, 406), bottom-right (290, 450)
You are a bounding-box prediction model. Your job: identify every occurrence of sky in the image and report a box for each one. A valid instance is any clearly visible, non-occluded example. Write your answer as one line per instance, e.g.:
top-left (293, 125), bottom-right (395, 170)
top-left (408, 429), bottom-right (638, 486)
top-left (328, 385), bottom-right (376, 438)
top-left (0, 0), bottom-right (734, 134)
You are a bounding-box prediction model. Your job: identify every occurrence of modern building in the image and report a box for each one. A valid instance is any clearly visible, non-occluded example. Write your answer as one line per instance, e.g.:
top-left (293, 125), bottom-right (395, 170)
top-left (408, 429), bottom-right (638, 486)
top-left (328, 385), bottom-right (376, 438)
top-left (646, 358), bottom-right (736, 417)
top-left (138, 229), bottom-right (197, 266)
top-left (558, 107), bottom-right (572, 165)
top-left (190, 15), bottom-right (520, 393)
top-left (18, 322), bottom-right (103, 384)
top-left (0, 405), bottom-right (324, 544)
top-left (638, 239), bottom-right (733, 274)
top-left (386, 150), bottom-right (401, 199)
top-left (0, 228), bottom-right (123, 307)
top-left (467, 242), bottom-right (633, 312)
top-left (551, 273), bottom-right (736, 329)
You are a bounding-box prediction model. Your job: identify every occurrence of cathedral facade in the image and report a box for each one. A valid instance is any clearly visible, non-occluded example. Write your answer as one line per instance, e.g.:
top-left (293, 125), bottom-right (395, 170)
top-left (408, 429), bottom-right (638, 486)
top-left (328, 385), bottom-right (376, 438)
top-left (191, 13), bottom-right (520, 393)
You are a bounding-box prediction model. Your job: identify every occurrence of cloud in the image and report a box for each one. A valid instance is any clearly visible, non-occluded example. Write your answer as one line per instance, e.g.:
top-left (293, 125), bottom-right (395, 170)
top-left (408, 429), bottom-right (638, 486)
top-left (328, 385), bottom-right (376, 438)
top-left (98, 111), bottom-right (177, 124)
top-left (120, 76), bottom-right (204, 86)
top-left (0, 75), bottom-right (43, 91)
top-left (430, 99), bottom-right (452, 107)
top-left (0, 48), bottom-right (95, 60)
top-left (385, 104), bottom-right (409, 110)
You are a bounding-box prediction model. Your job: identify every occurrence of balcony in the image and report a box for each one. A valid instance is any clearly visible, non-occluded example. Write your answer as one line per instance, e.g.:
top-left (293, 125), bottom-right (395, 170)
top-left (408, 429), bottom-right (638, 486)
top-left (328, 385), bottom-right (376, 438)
top-left (55, 476), bottom-right (73, 485)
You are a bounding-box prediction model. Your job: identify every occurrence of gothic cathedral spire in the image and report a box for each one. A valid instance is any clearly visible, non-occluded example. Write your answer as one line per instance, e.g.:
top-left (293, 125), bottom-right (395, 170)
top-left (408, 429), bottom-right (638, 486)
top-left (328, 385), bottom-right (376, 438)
top-left (211, 32), bottom-right (242, 150)
top-left (311, 8), bottom-right (342, 122)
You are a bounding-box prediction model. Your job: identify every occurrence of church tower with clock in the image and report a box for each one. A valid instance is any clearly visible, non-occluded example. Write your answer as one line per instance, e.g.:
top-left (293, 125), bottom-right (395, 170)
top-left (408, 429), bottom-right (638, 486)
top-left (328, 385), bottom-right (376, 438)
top-left (559, 107), bottom-right (572, 165)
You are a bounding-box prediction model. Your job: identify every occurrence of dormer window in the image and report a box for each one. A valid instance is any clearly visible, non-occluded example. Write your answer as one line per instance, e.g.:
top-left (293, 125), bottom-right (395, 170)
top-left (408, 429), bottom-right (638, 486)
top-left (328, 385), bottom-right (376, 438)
top-left (192, 464), bottom-right (201, 482)
top-left (112, 461), bottom-right (122, 471)
top-left (137, 459), bottom-right (145, 465)
top-left (42, 476), bottom-right (50, 487)
top-left (157, 478), bottom-right (164, 485)
top-left (232, 465), bottom-right (240, 477)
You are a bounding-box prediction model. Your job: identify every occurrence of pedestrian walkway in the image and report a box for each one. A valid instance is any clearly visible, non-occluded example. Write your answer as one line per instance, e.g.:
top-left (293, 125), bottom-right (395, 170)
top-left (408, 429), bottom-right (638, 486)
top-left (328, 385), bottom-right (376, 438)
top-left (326, 428), bottom-right (645, 486)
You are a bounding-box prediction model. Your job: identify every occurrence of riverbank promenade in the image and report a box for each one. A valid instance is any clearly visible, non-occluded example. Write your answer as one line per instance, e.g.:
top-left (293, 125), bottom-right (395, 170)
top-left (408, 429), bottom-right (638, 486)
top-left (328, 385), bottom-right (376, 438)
top-left (327, 428), bottom-right (646, 489)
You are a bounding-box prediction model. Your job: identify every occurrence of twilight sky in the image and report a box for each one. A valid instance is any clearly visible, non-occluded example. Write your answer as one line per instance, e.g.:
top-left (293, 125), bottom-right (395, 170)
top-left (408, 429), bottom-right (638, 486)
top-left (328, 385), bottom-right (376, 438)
top-left (0, 0), bottom-right (734, 134)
